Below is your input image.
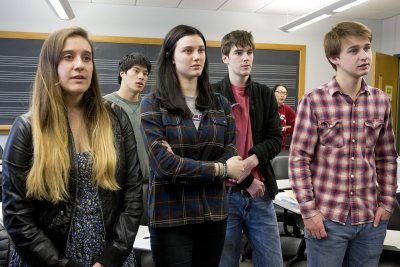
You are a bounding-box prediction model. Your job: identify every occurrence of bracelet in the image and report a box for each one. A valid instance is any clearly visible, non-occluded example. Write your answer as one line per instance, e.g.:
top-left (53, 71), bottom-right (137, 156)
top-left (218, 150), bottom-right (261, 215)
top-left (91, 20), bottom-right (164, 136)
top-left (215, 162), bottom-right (220, 177)
top-left (222, 162), bottom-right (228, 180)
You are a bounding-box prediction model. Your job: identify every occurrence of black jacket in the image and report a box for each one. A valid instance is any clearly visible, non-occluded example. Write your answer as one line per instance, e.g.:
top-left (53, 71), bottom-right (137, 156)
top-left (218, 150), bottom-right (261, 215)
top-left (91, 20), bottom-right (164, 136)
top-left (2, 103), bottom-right (143, 267)
top-left (213, 75), bottom-right (282, 198)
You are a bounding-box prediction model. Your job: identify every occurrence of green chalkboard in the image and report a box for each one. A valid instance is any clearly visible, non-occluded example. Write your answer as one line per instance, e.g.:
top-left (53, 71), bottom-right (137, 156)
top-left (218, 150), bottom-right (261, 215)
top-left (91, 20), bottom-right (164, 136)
top-left (0, 32), bottom-right (305, 132)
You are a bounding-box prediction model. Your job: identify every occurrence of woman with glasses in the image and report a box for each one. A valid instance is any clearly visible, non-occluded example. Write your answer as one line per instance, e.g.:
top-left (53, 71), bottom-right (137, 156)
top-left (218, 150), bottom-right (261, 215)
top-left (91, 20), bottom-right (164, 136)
top-left (273, 84), bottom-right (296, 150)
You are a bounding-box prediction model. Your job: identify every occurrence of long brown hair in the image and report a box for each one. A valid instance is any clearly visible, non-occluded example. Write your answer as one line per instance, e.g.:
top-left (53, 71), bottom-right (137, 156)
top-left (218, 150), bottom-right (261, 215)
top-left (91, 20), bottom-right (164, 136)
top-left (27, 27), bottom-right (118, 203)
top-left (153, 25), bottom-right (216, 117)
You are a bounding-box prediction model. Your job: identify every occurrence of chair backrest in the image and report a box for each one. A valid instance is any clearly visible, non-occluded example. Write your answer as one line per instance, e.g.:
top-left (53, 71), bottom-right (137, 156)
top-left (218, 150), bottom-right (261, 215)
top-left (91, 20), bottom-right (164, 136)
top-left (387, 201), bottom-right (400, 231)
top-left (271, 155), bottom-right (289, 180)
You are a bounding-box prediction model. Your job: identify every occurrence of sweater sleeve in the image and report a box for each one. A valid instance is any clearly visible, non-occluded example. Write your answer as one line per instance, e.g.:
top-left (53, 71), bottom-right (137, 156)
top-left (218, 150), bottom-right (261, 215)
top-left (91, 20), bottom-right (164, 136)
top-left (285, 104), bottom-right (296, 135)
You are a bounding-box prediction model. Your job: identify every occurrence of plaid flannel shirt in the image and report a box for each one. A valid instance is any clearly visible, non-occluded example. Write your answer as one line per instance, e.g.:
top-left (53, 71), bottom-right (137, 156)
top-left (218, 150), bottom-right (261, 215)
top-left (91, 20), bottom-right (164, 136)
top-left (141, 93), bottom-right (237, 228)
top-left (289, 77), bottom-right (398, 225)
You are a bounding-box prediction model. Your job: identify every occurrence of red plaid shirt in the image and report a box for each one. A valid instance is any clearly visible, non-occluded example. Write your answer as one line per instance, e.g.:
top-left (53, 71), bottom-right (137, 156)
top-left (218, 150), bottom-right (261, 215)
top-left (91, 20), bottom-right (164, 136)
top-left (289, 77), bottom-right (398, 225)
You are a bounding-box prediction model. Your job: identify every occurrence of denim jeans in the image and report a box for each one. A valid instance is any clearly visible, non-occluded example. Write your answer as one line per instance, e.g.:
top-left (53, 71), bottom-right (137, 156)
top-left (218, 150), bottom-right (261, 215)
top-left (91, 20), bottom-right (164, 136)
top-left (219, 191), bottom-right (283, 267)
top-left (305, 214), bottom-right (388, 267)
top-left (150, 219), bottom-right (227, 267)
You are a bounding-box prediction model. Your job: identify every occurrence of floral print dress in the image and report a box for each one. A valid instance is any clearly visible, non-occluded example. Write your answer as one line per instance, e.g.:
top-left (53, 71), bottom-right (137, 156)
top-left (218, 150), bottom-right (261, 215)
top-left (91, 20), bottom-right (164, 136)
top-left (9, 152), bottom-right (136, 267)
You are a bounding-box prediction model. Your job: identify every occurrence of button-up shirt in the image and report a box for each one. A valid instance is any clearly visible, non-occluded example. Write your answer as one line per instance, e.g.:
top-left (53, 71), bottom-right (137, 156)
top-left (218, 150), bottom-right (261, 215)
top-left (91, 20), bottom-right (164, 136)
top-left (141, 93), bottom-right (237, 228)
top-left (289, 77), bottom-right (398, 225)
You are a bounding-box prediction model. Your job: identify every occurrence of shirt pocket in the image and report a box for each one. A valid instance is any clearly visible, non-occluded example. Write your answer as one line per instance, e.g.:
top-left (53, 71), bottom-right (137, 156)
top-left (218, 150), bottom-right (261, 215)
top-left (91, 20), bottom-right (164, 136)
top-left (162, 114), bottom-right (182, 127)
top-left (364, 120), bottom-right (384, 149)
top-left (208, 112), bottom-right (229, 148)
top-left (211, 112), bottom-right (228, 136)
top-left (161, 112), bottom-right (182, 140)
top-left (317, 119), bottom-right (344, 148)
top-left (211, 114), bottom-right (228, 127)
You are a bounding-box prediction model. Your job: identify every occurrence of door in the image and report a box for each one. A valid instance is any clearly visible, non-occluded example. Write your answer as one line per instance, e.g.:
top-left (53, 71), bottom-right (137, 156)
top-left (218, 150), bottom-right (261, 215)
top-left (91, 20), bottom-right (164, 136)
top-left (371, 52), bottom-right (399, 139)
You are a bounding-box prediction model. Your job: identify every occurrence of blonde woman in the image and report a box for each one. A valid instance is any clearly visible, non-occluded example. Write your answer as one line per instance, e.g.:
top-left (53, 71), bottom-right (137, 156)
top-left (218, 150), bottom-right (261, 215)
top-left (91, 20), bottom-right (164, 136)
top-left (2, 27), bottom-right (143, 267)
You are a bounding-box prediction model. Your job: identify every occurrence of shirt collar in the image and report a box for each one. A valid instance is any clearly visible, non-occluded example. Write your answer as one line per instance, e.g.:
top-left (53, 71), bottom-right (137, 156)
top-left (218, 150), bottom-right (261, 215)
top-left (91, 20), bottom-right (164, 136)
top-left (327, 76), bottom-right (371, 96)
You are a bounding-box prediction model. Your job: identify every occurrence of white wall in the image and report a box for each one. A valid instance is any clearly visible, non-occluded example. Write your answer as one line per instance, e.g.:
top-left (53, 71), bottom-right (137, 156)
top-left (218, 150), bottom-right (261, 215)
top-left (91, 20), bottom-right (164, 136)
top-left (0, 0), bottom-right (393, 144)
top-left (381, 15), bottom-right (400, 55)
top-left (0, 0), bottom-right (385, 89)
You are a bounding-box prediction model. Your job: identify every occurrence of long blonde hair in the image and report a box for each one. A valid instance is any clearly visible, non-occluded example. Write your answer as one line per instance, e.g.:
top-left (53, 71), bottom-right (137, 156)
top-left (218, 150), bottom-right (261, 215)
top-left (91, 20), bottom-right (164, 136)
top-left (27, 27), bottom-right (119, 203)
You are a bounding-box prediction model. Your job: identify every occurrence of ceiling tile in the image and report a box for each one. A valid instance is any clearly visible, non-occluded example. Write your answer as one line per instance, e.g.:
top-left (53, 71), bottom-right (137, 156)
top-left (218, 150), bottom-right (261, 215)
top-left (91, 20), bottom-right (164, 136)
top-left (178, 0), bottom-right (227, 10)
top-left (70, 0), bottom-right (400, 20)
top-left (91, 0), bottom-right (133, 4)
top-left (218, 0), bottom-right (273, 13)
top-left (136, 0), bottom-right (181, 8)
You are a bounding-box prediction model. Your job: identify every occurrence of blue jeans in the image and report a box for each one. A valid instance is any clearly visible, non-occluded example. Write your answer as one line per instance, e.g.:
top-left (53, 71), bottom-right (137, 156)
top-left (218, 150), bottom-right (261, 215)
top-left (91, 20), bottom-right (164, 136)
top-left (219, 191), bottom-right (283, 267)
top-left (305, 215), bottom-right (388, 267)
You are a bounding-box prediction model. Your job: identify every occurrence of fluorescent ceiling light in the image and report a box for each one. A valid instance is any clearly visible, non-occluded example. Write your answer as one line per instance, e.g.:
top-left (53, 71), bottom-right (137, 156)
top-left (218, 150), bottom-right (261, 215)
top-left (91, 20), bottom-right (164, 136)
top-left (280, 0), bottom-right (368, 32)
top-left (287, 14), bottom-right (331, 32)
top-left (46, 0), bottom-right (75, 20)
top-left (333, 0), bottom-right (368, 12)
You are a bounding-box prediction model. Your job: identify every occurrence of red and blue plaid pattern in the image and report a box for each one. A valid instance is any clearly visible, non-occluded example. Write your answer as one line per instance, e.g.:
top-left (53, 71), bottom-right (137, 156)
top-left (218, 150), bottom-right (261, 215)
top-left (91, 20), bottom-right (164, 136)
top-left (289, 77), bottom-right (398, 225)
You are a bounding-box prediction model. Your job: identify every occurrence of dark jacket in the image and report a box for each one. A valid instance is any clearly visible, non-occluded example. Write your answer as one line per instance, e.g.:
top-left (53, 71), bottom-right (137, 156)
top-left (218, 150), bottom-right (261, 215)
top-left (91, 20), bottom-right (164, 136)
top-left (2, 103), bottom-right (143, 267)
top-left (213, 75), bottom-right (282, 198)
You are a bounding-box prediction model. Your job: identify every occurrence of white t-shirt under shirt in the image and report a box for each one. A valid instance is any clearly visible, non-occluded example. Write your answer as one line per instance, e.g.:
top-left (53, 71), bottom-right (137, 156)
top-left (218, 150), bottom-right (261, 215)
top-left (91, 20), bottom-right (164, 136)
top-left (185, 96), bottom-right (202, 130)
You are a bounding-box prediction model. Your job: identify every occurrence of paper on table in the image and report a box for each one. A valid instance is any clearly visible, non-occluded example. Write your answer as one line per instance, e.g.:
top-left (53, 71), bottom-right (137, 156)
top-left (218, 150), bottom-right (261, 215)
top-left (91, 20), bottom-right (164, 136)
top-left (277, 191), bottom-right (297, 207)
top-left (284, 190), bottom-right (296, 200)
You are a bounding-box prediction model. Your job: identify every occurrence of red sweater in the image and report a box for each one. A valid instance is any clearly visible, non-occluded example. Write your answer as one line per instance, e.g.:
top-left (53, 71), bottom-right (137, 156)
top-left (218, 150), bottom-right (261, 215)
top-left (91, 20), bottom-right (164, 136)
top-left (278, 103), bottom-right (296, 150)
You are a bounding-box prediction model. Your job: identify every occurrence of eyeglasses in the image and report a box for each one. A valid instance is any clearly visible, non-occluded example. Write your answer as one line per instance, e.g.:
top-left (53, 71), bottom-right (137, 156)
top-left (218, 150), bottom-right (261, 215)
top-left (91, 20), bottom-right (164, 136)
top-left (275, 91), bottom-right (287, 96)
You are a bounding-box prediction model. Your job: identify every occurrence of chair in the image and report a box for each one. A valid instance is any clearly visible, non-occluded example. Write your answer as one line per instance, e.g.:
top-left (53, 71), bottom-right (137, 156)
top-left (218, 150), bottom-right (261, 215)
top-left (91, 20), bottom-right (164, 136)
top-left (271, 156), bottom-right (306, 266)
top-left (271, 155), bottom-right (289, 181)
top-left (387, 201), bottom-right (400, 231)
top-left (271, 156), bottom-right (301, 236)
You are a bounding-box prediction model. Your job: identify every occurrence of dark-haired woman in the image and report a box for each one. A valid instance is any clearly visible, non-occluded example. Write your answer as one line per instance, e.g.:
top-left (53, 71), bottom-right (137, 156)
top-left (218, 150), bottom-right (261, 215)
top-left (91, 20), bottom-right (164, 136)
top-left (140, 25), bottom-right (244, 267)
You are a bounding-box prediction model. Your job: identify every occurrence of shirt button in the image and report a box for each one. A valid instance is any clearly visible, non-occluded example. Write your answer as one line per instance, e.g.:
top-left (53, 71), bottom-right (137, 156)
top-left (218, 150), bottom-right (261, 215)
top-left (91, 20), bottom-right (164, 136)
top-left (352, 139), bottom-right (356, 143)
top-left (350, 191), bottom-right (354, 195)
top-left (351, 174), bottom-right (354, 178)
top-left (351, 157), bottom-right (355, 161)
top-left (352, 120), bottom-right (356, 124)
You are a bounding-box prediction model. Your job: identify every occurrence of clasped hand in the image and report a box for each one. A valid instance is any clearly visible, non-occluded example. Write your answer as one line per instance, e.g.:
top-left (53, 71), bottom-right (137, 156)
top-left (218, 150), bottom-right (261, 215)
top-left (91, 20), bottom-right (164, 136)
top-left (161, 140), bottom-right (265, 197)
top-left (226, 155), bottom-right (265, 198)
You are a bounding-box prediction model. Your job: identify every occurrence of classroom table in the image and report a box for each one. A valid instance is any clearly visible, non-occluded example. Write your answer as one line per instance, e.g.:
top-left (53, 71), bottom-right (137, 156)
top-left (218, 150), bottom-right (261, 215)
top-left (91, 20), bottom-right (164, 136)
top-left (276, 179), bottom-right (291, 191)
top-left (133, 225), bottom-right (151, 251)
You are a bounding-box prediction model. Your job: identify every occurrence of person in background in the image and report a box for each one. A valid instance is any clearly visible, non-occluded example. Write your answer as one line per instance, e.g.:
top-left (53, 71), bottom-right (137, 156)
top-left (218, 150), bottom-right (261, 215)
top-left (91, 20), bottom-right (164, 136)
top-left (2, 27), bottom-right (143, 267)
top-left (289, 21), bottom-right (398, 266)
top-left (213, 30), bottom-right (283, 267)
top-left (104, 52), bottom-right (151, 182)
top-left (140, 24), bottom-right (244, 267)
top-left (273, 84), bottom-right (296, 150)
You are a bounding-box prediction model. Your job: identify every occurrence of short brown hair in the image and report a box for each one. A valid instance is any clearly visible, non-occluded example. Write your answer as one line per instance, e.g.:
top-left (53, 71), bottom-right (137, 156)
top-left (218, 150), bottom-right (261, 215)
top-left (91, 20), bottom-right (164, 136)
top-left (221, 30), bottom-right (255, 56)
top-left (324, 21), bottom-right (372, 70)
